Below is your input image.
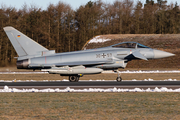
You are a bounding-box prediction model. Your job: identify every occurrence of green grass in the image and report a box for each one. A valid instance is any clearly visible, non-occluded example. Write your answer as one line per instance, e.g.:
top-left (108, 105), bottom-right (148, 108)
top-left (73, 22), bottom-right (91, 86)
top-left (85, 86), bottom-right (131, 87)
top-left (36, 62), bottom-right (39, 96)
top-left (0, 93), bottom-right (180, 119)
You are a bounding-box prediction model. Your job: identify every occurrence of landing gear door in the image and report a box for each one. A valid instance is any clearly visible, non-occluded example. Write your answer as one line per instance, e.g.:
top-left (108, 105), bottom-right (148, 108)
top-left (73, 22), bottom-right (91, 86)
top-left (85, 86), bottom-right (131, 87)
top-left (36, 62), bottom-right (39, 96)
top-left (115, 60), bottom-right (127, 68)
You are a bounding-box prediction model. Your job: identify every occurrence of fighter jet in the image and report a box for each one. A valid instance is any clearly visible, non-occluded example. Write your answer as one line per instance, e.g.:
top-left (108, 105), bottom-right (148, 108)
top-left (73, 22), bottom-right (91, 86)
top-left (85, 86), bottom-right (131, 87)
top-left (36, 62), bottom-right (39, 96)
top-left (3, 26), bottom-right (175, 82)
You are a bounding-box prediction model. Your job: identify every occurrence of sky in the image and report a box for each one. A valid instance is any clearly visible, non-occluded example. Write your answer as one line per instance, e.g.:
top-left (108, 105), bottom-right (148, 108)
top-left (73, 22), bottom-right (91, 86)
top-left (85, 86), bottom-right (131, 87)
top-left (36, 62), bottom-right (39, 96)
top-left (0, 0), bottom-right (179, 10)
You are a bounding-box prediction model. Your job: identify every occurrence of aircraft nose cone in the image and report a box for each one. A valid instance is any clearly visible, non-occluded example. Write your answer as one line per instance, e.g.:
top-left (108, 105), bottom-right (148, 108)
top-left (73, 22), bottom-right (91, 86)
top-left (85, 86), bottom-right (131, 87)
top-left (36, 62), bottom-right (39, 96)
top-left (153, 50), bottom-right (175, 59)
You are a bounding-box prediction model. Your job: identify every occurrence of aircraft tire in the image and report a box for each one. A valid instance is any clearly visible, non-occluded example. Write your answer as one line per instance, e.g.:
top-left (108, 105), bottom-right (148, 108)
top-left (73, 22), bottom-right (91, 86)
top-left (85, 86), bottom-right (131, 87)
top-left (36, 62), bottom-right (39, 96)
top-left (69, 76), bottom-right (77, 82)
top-left (69, 76), bottom-right (79, 82)
top-left (116, 77), bottom-right (122, 82)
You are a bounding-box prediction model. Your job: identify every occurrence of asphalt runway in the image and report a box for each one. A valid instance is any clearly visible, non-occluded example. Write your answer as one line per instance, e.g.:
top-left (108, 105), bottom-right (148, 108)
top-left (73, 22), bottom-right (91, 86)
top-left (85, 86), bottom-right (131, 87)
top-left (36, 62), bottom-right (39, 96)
top-left (0, 81), bottom-right (180, 89)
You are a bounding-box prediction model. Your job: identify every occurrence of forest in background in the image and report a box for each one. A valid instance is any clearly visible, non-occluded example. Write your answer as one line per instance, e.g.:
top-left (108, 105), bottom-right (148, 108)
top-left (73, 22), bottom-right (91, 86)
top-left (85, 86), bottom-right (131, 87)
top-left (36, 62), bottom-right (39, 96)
top-left (0, 0), bottom-right (179, 66)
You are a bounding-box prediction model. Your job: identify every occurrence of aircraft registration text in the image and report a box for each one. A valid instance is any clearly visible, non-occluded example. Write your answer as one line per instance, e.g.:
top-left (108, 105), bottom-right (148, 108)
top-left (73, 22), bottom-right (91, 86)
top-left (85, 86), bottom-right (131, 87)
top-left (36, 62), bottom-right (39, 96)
top-left (96, 53), bottom-right (112, 58)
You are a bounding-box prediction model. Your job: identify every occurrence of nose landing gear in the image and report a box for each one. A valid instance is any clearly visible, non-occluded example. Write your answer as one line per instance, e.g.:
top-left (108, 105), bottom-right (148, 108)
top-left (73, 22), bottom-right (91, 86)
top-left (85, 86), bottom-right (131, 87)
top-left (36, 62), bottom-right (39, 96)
top-left (114, 70), bottom-right (122, 82)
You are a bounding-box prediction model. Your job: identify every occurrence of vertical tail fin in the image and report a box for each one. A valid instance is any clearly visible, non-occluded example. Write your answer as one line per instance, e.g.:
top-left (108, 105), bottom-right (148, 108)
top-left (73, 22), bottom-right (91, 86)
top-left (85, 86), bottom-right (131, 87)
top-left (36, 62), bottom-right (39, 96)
top-left (3, 26), bottom-right (48, 57)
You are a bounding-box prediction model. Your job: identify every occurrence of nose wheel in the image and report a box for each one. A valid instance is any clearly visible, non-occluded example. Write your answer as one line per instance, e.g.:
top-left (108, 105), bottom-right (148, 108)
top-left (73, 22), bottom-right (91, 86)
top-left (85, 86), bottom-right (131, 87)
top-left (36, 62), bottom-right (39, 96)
top-left (116, 76), bottom-right (122, 82)
top-left (115, 70), bottom-right (122, 82)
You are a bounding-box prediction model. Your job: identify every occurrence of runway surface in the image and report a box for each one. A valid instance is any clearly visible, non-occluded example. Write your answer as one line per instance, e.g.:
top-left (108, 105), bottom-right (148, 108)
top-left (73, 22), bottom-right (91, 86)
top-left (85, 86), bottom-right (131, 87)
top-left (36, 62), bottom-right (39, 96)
top-left (1, 81), bottom-right (180, 89)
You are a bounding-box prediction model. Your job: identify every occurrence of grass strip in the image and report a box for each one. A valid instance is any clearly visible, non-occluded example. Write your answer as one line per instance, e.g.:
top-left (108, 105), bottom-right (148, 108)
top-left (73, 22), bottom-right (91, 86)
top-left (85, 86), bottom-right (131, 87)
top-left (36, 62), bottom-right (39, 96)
top-left (0, 93), bottom-right (180, 119)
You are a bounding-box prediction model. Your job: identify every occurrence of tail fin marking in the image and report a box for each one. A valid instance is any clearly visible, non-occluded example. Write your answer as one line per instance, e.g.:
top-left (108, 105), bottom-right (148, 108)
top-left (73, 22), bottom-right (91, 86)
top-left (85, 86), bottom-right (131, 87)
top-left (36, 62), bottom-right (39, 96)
top-left (3, 26), bottom-right (48, 57)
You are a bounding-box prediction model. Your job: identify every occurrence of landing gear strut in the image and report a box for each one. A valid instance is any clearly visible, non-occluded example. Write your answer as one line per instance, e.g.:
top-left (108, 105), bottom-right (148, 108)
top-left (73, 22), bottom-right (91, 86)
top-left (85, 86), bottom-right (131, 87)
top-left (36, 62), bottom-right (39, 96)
top-left (116, 70), bottom-right (122, 82)
top-left (69, 76), bottom-right (79, 82)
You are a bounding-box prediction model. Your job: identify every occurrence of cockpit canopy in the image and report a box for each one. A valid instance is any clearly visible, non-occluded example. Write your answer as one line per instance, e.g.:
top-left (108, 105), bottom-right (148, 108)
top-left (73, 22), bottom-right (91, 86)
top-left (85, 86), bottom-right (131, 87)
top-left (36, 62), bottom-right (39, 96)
top-left (111, 42), bottom-right (149, 49)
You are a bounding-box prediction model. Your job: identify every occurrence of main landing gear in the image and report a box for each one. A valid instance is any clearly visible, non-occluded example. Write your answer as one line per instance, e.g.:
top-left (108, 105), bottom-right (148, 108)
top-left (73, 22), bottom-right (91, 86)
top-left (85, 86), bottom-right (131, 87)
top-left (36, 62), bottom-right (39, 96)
top-left (69, 76), bottom-right (79, 82)
top-left (115, 70), bottom-right (122, 82)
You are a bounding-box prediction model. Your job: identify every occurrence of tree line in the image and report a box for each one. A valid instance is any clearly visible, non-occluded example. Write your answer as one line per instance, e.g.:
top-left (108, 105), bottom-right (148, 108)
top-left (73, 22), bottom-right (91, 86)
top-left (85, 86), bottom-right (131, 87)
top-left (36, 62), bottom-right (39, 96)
top-left (0, 0), bottom-right (179, 66)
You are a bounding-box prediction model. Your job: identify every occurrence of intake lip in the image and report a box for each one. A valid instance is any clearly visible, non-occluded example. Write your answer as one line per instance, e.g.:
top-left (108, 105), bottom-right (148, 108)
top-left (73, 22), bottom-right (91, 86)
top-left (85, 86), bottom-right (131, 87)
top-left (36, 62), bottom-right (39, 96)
top-left (153, 50), bottom-right (175, 59)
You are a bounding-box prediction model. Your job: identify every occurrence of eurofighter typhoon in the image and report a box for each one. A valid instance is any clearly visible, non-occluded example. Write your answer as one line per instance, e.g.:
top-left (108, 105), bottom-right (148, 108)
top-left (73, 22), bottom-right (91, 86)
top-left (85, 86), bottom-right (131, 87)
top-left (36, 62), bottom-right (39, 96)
top-left (3, 26), bottom-right (175, 82)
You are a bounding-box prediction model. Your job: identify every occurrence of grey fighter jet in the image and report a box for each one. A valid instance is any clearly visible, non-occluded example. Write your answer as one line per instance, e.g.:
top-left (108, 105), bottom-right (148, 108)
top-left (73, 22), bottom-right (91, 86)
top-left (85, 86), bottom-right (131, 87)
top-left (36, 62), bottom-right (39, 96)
top-left (3, 26), bottom-right (175, 82)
